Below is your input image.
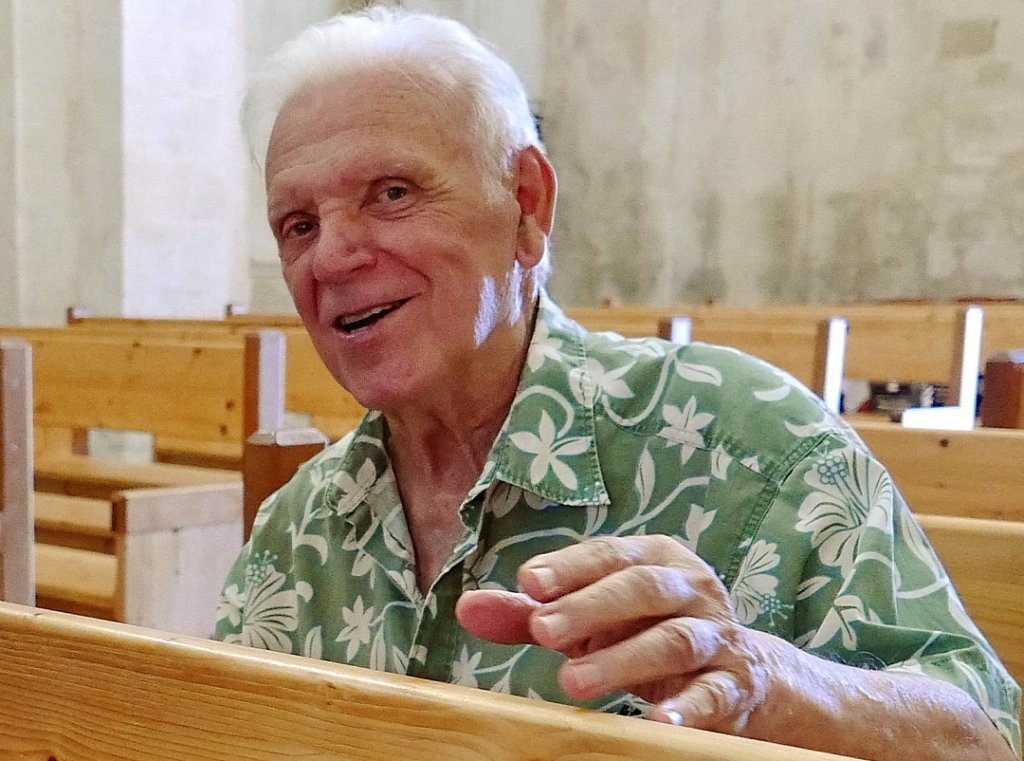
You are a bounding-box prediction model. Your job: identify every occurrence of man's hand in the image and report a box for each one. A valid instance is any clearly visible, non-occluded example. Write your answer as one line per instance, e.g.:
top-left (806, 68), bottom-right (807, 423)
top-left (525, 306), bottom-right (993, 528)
top-left (456, 534), bottom-right (1016, 761)
top-left (455, 534), bottom-right (772, 733)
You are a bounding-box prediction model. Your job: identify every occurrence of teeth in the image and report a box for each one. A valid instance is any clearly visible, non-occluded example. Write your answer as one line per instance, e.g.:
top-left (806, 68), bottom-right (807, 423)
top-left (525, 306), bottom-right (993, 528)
top-left (335, 299), bottom-right (409, 332)
top-left (339, 303), bottom-right (394, 328)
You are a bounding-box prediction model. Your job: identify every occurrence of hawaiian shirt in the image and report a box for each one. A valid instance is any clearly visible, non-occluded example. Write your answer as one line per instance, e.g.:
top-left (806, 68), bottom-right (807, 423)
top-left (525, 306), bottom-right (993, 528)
top-left (215, 292), bottom-right (1021, 756)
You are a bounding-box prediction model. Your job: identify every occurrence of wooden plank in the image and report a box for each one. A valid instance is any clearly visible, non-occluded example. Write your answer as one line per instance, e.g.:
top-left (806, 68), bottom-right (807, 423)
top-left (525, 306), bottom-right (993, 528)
top-left (567, 305), bottom-right (678, 338)
top-left (117, 510), bottom-right (242, 636)
top-left (34, 493), bottom-right (113, 554)
top-left (34, 454), bottom-right (239, 500)
top-left (62, 319), bottom-right (367, 444)
top-left (111, 482), bottom-right (242, 534)
top-left (34, 544), bottom-right (117, 619)
top-left (851, 419), bottom-right (1024, 521)
top-left (0, 603), bottom-right (862, 761)
top-left (243, 427), bottom-right (329, 540)
top-left (0, 340), bottom-right (35, 605)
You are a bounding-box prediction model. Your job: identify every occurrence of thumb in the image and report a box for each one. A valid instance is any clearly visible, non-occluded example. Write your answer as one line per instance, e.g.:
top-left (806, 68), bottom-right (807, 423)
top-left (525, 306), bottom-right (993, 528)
top-left (455, 589), bottom-right (542, 645)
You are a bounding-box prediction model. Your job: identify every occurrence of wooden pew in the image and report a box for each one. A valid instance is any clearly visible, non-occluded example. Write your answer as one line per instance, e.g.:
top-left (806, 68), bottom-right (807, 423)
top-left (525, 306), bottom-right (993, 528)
top-left (851, 419), bottom-right (1024, 522)
top-left (0, 328), bottom-right (286, 634)
top-left (656, 312), bottom-right (848, 413)
top-left (0, 602), bottom-right (862, 761)
top-left (566, 304), bottom-right (679, 338)
top-left (63, 315), bottom-right (366, 461)
top-left (0, 327), bottom-right (284, 488)
top-left (33, 482), bottom-right (243, 635)
top-left (0, 340), bottom-right (34, 605)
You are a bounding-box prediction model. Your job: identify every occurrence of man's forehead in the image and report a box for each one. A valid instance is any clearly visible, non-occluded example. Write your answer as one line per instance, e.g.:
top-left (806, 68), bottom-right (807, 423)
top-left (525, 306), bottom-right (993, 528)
top-left (265, 71), bottom-right (466, 172)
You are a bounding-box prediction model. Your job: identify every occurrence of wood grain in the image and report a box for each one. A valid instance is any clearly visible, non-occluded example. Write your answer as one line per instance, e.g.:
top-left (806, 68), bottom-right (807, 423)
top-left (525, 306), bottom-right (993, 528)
top-left (0, 603), bottom-right (862, 761)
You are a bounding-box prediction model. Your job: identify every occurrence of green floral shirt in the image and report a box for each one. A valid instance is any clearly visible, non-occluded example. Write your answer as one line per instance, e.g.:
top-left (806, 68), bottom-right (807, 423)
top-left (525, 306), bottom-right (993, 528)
top-left (215, 293), bottom-right (1020, 755)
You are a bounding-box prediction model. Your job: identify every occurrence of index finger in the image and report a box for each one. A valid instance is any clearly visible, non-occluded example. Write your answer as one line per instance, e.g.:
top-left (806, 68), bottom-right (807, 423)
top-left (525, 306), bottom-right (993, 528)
top-left (518, 535), bottom-right (699, 602)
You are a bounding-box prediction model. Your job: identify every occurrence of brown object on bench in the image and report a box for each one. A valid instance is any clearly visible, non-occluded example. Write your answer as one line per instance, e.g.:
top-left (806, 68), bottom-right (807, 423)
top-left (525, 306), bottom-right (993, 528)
top-left (980, 350), bottom-right (1024, 429)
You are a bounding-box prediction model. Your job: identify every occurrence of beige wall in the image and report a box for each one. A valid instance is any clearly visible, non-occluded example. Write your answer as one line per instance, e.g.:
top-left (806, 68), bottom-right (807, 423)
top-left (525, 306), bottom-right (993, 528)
top-left (3, 1), bottom-right (1023, 321)
top-left (419, 0), bottom-right (1024, 307)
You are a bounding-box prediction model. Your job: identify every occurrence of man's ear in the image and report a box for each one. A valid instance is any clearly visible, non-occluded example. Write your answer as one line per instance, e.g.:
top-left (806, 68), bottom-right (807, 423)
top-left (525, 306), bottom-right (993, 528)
top-left (513, 145), bottom-right (557, 268)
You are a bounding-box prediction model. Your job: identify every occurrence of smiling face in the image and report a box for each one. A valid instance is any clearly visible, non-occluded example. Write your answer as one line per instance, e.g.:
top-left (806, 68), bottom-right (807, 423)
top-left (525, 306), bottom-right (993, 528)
top-left (265, 69), bottom-right (550, 416)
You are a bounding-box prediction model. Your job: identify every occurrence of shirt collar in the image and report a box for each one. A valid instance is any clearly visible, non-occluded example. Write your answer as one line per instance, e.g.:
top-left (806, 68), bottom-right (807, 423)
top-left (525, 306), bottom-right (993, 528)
top-left (329, 291), bottom-right (611, 517)
top-left (485, 291), bottom-right (611, 507)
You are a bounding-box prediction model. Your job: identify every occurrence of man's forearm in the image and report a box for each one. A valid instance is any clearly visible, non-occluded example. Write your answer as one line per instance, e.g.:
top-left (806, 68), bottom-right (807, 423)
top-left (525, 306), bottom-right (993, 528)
top-left (743, 632), bottom-right (1015, 761)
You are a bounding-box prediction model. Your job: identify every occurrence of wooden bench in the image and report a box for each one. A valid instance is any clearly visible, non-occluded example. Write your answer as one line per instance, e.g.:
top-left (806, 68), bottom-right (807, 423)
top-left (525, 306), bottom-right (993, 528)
top-left (0, 327), bottom-right (284, 485)
top-left (31, 482), bottom-right (243, 635)
top-left (63, 315), bottom-right (366, 462)
top-left (0, 602), bottom-right (862, 761)
top-left (566, 304), bottom-right (679, 338)
top-left (851, 419), bottom-right (1024, 522)
top-left (656, 312), bottom-right (848, 413)
top-left (0, 340), bottom-right (34, 605)
top-left (0, 327), bottom-right (288, 634)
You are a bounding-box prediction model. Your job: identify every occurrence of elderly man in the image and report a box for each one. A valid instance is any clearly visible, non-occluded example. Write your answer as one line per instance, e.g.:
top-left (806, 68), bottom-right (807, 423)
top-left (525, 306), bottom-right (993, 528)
top-left (215, 8), bottom-right (1020, 759)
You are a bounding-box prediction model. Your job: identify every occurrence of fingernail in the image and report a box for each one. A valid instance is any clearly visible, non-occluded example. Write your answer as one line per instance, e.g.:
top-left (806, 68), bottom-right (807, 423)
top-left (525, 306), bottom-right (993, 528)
top-left (662, 709), bottom-right (683, 726)
top-left (524, 566), bottom-right (557, 596)
top-left (564, 662), bottom-right (601, 696)
top-left (531, 611), bottom-right (565, 644)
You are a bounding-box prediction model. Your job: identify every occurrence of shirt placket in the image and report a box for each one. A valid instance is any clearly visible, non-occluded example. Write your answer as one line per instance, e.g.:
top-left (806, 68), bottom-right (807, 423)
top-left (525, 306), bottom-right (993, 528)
top-left (405, 492), bottom-right (487, 682)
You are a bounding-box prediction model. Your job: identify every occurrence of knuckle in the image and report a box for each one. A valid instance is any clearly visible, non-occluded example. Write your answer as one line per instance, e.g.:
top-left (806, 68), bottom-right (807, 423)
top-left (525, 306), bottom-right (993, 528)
top-left (658, 617), bottom-right (705, 665)
top-left (582, 536), bottom-right (632, 568)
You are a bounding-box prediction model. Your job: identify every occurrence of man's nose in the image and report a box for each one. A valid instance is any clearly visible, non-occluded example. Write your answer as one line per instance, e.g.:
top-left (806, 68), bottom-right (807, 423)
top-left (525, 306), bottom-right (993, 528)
top-left (310, 213), bottom-right (376, 279)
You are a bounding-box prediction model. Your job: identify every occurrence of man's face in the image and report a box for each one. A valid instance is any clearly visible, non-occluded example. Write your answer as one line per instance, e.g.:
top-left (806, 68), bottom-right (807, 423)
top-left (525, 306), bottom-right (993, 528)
top-left (265, 70), bottom-right (536, 413)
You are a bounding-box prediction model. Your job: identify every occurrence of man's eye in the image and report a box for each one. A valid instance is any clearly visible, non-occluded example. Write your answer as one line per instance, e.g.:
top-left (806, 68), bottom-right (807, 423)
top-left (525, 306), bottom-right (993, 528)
top-left (284, 219), bottom-right (316, 238)
top-left (383, 185), bottom-right (407, 202)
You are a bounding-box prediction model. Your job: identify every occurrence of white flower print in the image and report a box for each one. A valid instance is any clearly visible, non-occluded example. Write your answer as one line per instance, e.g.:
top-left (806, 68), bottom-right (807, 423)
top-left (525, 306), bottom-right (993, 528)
top-left (805, 594), bottom-right (868, 650)
top-left (583, 358), bottom-right (635, 399)
top-left (335, 596), bottom-right (375, 661)
top-left (795, 447), bottom-right (894, 575)
top-left (730, 540), bottom-right (781, 625)
top-left (304, 626), bottom-right (323, 659)
top-left (215, 583), bottom-right (245, 629)
top-left (333, 457), bottom-right (377, 516)
top-left (452, 647), bottom-right (483, 688)
top-left (509, 410), bottom-right (591, 490)
top-left (487, 481), bottom-right (545, 519)
top-left (674, 361), bottom-right (723, 386)
top-left (659, 397), bottom-right (714, 465)
top-left (679, 504), bottom-right (716, 553)
top-left (525, 319), bottom-right (563, 371)
top-left (236, 556), bottom-right (298, 652)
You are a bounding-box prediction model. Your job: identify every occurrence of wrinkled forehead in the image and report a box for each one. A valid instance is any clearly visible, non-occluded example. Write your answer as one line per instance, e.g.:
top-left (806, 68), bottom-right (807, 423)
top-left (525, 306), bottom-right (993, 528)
top-left (265, 67), bottom-right (472, 174)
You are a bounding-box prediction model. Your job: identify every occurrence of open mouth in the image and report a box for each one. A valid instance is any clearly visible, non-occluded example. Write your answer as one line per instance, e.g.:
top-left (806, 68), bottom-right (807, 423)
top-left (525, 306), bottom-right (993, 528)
top-left (333, 298), bottom-right (411, 334)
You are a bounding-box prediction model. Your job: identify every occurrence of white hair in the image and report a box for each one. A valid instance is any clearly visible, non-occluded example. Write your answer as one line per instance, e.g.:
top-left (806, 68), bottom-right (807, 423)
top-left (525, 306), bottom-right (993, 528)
top-left (243, 7), bottom-right (553, 290)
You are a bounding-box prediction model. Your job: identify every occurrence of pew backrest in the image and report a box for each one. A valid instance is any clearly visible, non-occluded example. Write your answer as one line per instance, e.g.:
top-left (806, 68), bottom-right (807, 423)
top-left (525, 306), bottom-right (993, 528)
top-left (852, 419), bottom-right (1024, 522)
top-left (0, 602), bottom-right (862, 761)
top-left (0, 341), bottom-right (34, 605)
top-left (659, 313), bottom-right (848, 412)
top-left (63, 318), bottom-right (365, 441)
top-left (0, 327), bottom-right (285, 446)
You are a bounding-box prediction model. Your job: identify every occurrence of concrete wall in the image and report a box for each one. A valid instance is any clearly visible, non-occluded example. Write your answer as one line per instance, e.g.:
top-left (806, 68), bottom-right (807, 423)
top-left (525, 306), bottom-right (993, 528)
top-left (413, 0), bottom-right (1024, 307)
top-left (3, 1), bottom-right (1023, 321)
top-left (2, 0), bottom-right (253, 324)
